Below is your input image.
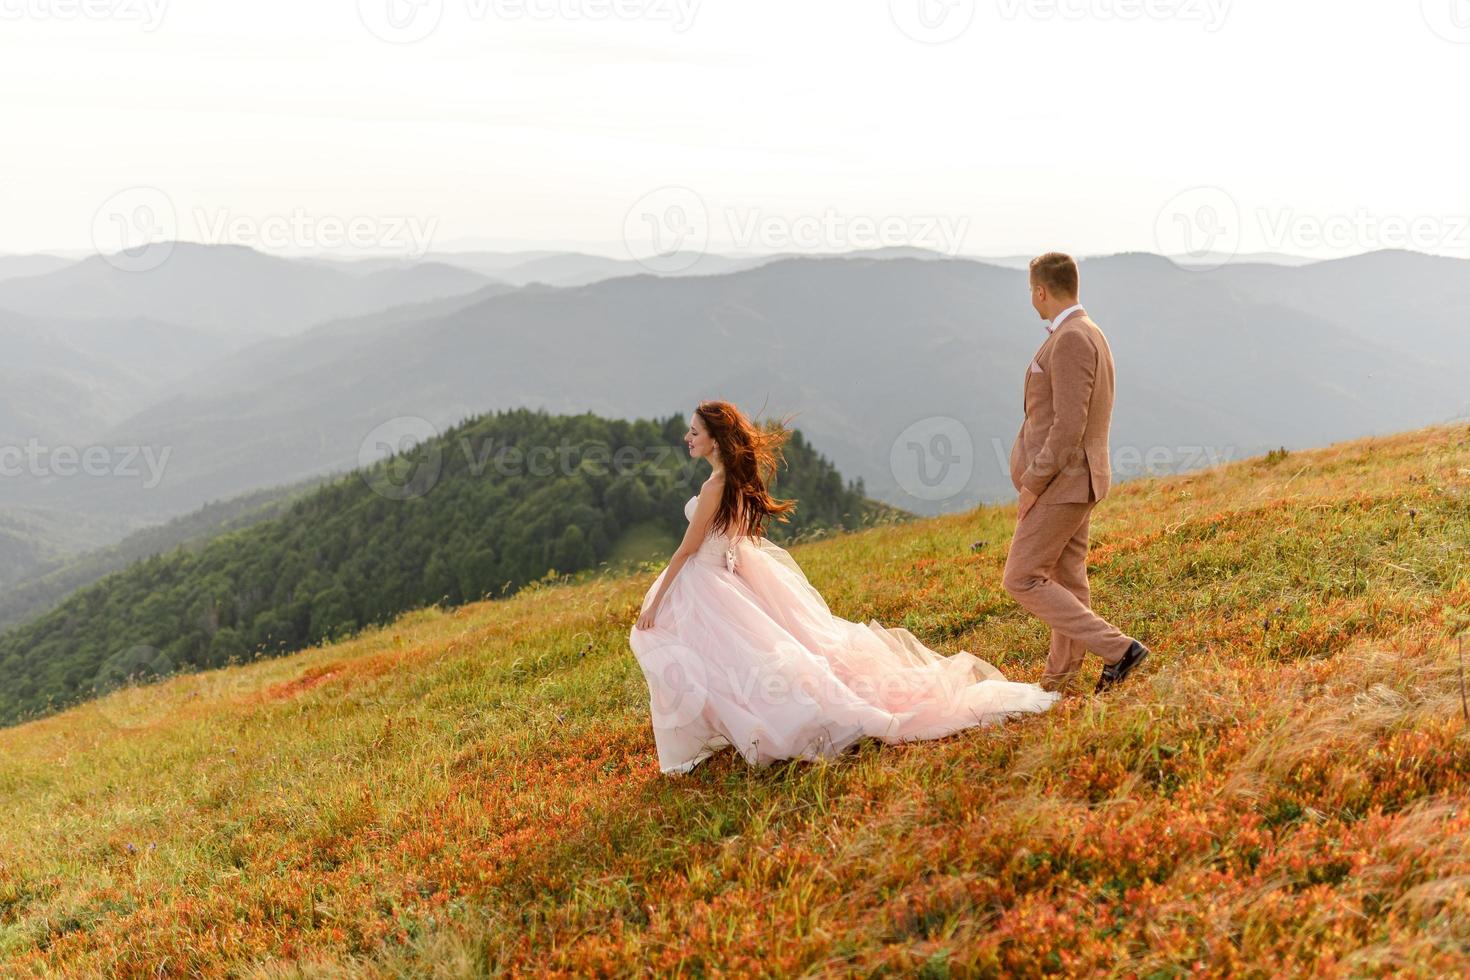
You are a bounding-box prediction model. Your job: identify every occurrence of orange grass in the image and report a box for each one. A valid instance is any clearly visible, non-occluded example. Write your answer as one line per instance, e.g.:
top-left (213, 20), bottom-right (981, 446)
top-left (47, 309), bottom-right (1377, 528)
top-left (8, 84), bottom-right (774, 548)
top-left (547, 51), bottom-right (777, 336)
top-left (1, 423), bottom-right (1467, 977)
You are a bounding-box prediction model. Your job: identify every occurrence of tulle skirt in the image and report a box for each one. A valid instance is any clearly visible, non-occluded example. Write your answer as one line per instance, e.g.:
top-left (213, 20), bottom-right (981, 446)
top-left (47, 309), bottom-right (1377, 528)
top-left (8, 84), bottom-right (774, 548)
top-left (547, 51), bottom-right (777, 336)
top-left (628, 535), bottom-right (1058, 774)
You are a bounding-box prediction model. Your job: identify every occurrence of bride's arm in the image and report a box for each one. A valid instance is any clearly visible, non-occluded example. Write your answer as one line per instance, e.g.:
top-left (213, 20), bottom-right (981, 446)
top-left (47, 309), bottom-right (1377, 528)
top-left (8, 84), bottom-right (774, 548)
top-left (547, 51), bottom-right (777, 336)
top-left (634, 477), bottom-right (724, 631)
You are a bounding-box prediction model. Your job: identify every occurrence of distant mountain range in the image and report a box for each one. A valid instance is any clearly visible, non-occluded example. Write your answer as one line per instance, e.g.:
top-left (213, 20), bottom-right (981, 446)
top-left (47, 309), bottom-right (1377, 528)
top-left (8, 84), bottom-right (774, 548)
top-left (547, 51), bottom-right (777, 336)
top-left (3, 244), bottom-right (1464, 608)
top-left (0, 244), bottom-right (1335, 295)
top-left (0, 253), bottom-right (75, 282)
top-left (0, 311), bottom-right (235, 446)
top-left (0, 243), bottom-right (497, 340)
top-left (10, 247), bottom-right (1463, 513)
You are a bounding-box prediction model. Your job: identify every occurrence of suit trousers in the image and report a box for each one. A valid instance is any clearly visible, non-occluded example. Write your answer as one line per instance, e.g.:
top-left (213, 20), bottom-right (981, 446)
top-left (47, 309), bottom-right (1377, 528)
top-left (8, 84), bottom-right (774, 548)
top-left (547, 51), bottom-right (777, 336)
top-left (1002, 498), bottom-right (1134, 685)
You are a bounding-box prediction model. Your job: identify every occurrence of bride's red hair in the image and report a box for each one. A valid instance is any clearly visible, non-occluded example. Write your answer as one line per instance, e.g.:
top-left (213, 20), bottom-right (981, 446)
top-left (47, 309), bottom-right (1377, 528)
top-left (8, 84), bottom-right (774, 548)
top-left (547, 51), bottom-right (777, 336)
top-left (695, 400), bottom-right (797, 540)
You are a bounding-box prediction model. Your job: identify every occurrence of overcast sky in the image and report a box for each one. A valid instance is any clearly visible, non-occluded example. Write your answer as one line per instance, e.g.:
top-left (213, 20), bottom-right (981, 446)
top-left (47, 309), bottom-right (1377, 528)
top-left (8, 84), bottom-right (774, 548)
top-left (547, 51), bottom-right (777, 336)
top-left (2, 0), bottom-right (1467, 261)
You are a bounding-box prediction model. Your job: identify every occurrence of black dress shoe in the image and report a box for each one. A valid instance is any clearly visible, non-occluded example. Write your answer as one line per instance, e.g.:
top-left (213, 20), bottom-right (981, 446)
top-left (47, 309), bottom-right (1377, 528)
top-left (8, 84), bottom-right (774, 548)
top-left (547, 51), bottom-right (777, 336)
top-left (1095, 640), bottom-right (1150, 693)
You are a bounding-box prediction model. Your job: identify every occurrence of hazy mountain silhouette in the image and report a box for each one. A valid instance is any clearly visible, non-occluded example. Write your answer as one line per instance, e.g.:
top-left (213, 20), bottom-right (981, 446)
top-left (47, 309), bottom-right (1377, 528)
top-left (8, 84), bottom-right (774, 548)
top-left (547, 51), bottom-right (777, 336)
top-left (0, 504), bottom-right (145, 595)
top-left (0, 243), bottom-right (497, 339)
top-left (435, 250), bottom-right (769, 287)
top-left (8, 251), bottom-right (1459, 532)
top-left (1166, 252), bottom-right (1322, 269)
top-left (0, 311), bottom-right (234, 444)
top-left (1206, 250), bottom-right (1470, 370)
top-left (0, 253), bottom-right (76, 282)
top-left (324, 247), bottom-right (951, 288)
top-left (144, 279), bottom-right (526, 406)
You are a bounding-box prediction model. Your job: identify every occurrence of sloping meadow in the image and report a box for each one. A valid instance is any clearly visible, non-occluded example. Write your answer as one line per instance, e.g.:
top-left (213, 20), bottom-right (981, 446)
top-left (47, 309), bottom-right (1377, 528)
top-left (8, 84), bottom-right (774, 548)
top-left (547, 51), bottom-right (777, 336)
top-left (1, 424), bottom-right (1466, 976)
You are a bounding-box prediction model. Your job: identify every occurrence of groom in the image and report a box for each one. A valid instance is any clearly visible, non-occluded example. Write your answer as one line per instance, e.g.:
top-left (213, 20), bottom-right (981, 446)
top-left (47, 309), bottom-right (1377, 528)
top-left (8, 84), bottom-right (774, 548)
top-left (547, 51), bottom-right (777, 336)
top-left (1004, 252), bottom-right (1149, 694)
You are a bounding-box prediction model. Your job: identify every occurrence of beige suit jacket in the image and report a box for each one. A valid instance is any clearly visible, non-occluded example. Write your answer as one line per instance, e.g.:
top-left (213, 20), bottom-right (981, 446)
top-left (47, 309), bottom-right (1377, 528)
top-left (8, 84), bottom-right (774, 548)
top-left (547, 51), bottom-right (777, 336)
top-left (1009, 307), bottom-right (1115, 504)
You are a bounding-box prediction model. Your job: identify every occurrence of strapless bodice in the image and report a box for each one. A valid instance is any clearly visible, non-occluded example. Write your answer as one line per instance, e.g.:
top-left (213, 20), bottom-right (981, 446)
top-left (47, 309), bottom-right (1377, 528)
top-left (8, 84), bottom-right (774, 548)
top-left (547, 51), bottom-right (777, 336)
top-left (685, 494), bottom-right (740, 569)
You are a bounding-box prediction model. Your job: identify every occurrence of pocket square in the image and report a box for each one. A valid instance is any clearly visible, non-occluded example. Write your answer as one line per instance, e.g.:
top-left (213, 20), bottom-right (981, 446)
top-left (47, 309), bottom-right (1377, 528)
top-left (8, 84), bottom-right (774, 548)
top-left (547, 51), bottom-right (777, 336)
top-left (1029, 359), bottom-right (1044, 374)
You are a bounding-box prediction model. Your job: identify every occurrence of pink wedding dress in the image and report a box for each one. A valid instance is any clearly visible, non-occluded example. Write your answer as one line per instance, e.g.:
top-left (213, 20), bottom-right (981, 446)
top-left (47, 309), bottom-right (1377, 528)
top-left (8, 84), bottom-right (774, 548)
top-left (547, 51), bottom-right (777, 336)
top-left (628, 495), bottom-right (1059, 774)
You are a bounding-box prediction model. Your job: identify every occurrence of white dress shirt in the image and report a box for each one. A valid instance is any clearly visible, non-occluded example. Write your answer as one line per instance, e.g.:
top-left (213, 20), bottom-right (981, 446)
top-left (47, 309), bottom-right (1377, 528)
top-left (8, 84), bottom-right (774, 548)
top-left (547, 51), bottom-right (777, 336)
top-left (1048, 302), bottom-right (1084, 334)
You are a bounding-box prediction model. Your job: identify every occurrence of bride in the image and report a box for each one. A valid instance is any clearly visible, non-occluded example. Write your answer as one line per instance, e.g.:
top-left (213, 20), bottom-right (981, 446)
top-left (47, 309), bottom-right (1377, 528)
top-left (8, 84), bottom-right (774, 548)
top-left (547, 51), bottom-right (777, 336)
top-left (629, 401), bottom-right (1058, 774)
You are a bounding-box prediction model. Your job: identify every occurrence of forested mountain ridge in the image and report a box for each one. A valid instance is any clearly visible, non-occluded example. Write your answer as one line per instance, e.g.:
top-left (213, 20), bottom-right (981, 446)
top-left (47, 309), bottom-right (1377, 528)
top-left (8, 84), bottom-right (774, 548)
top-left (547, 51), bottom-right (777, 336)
top-left (0, 477), bottom-right (326, 634)
top-left (0, 408), bottom-right (896, 726)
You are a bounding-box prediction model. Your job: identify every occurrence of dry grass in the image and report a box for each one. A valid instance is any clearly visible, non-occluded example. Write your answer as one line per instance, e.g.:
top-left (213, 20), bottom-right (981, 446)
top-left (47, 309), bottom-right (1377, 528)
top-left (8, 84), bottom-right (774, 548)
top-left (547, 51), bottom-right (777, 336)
top-left (1, 423), bottom-right (1467, 977)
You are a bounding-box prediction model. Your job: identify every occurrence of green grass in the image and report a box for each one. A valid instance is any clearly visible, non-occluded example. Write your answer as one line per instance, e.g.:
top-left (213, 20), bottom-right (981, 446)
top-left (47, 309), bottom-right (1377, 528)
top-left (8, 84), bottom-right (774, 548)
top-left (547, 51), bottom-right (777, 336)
top-left (606, 520), bottom-right (680, 568)
top-left (0, 423), bottom-right (1467, 977)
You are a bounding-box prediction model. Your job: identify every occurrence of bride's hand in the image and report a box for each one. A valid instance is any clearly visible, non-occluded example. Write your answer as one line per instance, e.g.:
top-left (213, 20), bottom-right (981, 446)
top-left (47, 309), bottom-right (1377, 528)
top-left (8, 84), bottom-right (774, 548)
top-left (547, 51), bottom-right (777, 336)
top-left (635, 605), bottom-right (659, 632)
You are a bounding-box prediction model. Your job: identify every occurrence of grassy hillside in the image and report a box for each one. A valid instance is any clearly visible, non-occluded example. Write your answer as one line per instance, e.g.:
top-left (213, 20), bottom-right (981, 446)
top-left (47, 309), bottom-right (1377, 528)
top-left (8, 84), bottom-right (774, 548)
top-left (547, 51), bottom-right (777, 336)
top-left (1, 424), bottom-right (1466, 976)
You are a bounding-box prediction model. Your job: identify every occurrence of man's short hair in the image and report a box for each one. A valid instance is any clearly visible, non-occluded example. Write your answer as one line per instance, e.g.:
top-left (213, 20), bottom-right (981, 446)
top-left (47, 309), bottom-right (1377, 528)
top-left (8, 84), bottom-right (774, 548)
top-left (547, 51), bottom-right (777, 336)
top-left (1029, 252), bottom-right (1079, 298)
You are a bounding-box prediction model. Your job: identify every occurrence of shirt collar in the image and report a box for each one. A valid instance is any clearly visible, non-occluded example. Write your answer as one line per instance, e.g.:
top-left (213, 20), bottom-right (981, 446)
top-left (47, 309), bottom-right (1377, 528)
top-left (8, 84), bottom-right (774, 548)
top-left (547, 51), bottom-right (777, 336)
top-left (1048, 303), bottom-right (1084, 334)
